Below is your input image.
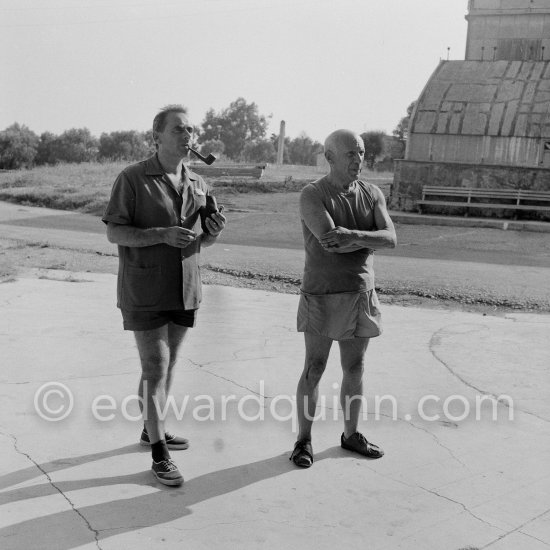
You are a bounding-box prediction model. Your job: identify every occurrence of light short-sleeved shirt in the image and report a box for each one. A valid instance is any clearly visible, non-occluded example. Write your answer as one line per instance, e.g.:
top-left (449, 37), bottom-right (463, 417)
top-left (300, 178), bottom-right (378, 295)
top-left (102, 154), bottom-right (209, 311)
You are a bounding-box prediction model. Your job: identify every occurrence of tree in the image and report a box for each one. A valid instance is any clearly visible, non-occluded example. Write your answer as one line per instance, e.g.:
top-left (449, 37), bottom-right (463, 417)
top-left (0, 123), bottom-right (39, 169)
top-left (360, 131), bottom-right (385, 169)
top-left (200, 98), bottom-right (270, 160)
top-left (35, 132), bottom-right (59, 165)
top-left (143, 130), bottom-right (155, 152)
top-left (393, 101), bottom-right (417, 145)
top-left (36, 128), bottom-right (99, 164)
top-left (98, 130), bottom-right (151, 161)
top-left (52, 128), bottom-right (98, 163)
top-left (287, 133), bottom-right (323, 166)
top-left (200, 139), bottom-right (225, 157)
top-left (242, 139), bottom-right (276, 163)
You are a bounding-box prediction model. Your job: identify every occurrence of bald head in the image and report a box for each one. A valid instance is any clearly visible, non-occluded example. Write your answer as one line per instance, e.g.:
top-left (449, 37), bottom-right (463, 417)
top-left (324, 129), bottom-right (361, 154)
top-left (323, 129), bottom-right (364, 185)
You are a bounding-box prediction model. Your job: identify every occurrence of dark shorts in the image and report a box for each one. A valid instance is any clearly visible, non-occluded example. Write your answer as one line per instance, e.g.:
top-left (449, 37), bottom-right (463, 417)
top-left (121, 308), bottom-right (197, 331)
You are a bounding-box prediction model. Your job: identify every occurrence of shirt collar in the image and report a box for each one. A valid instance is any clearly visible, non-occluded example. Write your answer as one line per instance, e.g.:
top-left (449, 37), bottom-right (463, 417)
top-left (185, 166), bottom-right (199, 182)
top-left (144, 154), bottom-right (198, 181)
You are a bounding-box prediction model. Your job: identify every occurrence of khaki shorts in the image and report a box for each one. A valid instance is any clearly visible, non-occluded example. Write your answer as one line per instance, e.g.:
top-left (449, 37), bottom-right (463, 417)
top-left (297, 289), bottom-right (382, 340)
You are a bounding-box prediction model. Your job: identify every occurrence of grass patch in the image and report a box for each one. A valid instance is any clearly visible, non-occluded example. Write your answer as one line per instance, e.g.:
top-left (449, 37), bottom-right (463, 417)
top-left (212, 178), bottom-right (310, 194)
top-left (0, 162), bottom-right (127, 215)
top-left (0, 162), bottom-right (393, 215)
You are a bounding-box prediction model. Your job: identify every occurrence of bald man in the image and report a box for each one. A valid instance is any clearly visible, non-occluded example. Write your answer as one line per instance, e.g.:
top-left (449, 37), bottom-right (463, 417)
top-left (290, 129), bottom-right (396, 468)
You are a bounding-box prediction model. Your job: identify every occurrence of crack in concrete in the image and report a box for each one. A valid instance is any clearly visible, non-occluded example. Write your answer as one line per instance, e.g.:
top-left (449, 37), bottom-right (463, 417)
top-left (0, 370), bottom-right (136, 386)
top-left (363, 410), bottom-right (468, 467)
top-left (359, 464), bottom-right (498, 539)
top-left (181, 359), bottom-right (472, 467)
top-left (517, 530), bottom-right (550, 546)
top-left (185, 351), bottom-right (275, 365)
top-left (232, 349), bottom-right (276, 362)
top-left (188, 359), bottom-right (341, 411)
top-left (419, 485), bottom-right (503, 531)
top-left (95, 525), bottom-right (150, 533)
top-left (186, 359), bottom-right (500, 461)
top-left (428, 324), bottom-right (549, 424)
top-left (429, 324), bottom-right (489, 393)
top-left (1, 430), bottom-right (103, 550)
top-left (403, 416), bottom-right (468, 468)
top-left (187, 359), bottom-right (274, 398)
top-left (481, 508), bottom-right (550, 548)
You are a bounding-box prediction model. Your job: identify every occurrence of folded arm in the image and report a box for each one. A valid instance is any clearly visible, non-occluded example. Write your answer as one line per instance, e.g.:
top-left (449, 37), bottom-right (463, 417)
top-left (318, 187), bottom-right (397, 252)
top-left (301, 184), bottom-right (396, 254)
top-left (300, 185), bottom-right (351, 253)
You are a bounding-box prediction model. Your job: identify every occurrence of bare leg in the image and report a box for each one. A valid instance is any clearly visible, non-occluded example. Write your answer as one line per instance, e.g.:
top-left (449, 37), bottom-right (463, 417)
top-left (134, 326), bottom-right (170, 445)
top-left (165, 323), bottom-right (190, 396)
top-left (134, 324), bottom-right (189, 443)
top-left (338, 337), bottom-right (369, 439)
top-left (296, 333), bottom-right (333, 441)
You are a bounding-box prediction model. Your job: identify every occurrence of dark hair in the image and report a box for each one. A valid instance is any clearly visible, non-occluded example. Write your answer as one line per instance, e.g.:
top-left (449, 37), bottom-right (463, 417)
top-left (152, 104), bottom-right (188, 135)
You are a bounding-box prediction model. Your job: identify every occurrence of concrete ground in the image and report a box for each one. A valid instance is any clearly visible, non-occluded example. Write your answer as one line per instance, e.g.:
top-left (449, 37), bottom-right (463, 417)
top-left (1, 270), bottom-right (549, 550)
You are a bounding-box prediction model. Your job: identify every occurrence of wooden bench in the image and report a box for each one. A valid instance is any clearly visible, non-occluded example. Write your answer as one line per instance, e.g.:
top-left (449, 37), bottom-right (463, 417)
top-left (189, 163), bottom-right (266, 179)
top-left (417, 186), bottom-right (550, 218)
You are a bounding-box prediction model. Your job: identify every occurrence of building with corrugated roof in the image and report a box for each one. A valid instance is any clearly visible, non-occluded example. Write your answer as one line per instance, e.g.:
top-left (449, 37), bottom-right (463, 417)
top-left (392, 0), bottom-right (550, 215)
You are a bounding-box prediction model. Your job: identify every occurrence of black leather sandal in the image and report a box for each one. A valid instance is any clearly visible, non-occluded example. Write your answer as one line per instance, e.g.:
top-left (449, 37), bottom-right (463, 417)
top-left (290, 439), bottom-right (313, 468)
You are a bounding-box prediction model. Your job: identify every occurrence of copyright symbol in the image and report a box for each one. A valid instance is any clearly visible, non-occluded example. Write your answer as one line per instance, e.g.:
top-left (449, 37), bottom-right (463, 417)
top-left (34, 382), bottom-right (74, 421)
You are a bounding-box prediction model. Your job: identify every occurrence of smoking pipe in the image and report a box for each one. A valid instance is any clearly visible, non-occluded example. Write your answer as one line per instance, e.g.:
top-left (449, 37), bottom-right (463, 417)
top-left (188, 146), bottom-right (217, 165)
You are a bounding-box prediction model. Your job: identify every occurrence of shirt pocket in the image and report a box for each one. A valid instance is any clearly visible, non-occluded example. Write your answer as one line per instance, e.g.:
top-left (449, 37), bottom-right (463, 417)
top-left (181, 187), bottom-right (206, 224)
top-left (122, 265), bottom-right (162, 308)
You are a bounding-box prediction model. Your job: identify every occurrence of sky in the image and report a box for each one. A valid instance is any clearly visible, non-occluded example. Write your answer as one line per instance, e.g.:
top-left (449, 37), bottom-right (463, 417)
top-left (0, 0), bottom-right (469, 143)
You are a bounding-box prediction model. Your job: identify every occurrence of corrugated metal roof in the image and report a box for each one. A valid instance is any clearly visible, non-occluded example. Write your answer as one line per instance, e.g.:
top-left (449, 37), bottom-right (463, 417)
top-left (411, 60), bottom-right (550, 138)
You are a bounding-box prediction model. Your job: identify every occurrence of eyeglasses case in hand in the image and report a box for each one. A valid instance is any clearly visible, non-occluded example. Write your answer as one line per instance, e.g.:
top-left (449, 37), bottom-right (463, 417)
top-left (199, 194), bottom-right (219, 234)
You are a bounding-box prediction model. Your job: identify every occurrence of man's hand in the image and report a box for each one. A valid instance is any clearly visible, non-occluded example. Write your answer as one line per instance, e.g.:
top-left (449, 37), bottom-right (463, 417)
top-left (319, 226), bottom-right (355, 250)
top-left (162, 227), bottom-right (197, 248)
top-left (204, 208), bottom-right (226, 237)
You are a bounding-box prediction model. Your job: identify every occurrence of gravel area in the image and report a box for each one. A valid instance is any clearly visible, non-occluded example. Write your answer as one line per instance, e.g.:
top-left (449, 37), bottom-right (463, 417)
top-left (3, 238), bottom-right (547, 317)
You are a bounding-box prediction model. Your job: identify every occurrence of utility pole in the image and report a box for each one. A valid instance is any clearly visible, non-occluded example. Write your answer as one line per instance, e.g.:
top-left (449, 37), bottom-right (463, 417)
top-left (277, 120), bottom-right (285, 165)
